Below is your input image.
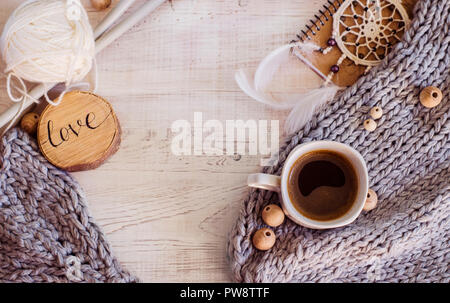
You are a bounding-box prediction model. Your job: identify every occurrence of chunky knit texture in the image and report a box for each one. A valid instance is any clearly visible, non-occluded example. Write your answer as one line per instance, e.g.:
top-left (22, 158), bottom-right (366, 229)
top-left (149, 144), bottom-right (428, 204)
top-left (228, 0), bottom-right (450, 282)
top-left (0, 128), bottom-right (137, 282)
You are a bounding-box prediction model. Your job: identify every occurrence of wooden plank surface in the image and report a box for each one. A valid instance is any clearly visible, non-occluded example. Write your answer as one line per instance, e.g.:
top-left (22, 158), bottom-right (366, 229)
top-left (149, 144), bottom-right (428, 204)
top-left (0, 0), bottom-right (339, 282)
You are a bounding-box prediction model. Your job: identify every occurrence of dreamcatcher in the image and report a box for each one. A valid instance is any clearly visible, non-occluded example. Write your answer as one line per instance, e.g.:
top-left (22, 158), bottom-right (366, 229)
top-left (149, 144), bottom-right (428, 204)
top-left (236, 0), bottom-right (411, 134)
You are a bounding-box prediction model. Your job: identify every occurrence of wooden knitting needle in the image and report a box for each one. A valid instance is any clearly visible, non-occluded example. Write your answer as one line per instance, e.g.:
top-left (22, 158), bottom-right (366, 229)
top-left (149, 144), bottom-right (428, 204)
top-left (0, 0), bottom-right (166, 130)
top-left (96, 0), bottom-right (165, 53)
top-left (94, 0), bottom-right (137, 39)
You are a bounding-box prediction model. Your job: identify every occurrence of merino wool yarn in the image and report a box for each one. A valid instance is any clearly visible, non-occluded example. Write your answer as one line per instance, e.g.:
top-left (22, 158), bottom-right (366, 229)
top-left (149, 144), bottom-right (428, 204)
top-left (0, 0), bottom-right (95, 88)
top-left (228, 0), bottom-right (450, 283)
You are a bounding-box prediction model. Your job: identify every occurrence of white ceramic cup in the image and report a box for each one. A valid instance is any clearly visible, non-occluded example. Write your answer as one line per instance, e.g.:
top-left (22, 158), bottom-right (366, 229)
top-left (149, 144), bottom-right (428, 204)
top-left (248, 140), bottom-right (369, 229)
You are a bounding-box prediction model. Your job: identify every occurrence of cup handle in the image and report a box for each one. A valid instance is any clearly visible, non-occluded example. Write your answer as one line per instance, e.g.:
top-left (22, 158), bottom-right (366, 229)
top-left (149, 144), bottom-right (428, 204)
top-left (247, 173), bottom-right (281, 192)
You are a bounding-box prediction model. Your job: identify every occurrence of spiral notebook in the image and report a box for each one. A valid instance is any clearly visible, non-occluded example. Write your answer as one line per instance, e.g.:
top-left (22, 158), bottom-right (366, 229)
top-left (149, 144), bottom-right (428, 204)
top-left (292, 0), bottom-right (417, 87)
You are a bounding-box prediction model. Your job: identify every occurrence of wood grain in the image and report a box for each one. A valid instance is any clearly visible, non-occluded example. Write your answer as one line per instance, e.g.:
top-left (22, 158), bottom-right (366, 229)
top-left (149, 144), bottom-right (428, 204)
top-left (37, 91), bottom-right (120, 172)
top-left (0, 0), bottom-right (419, 282)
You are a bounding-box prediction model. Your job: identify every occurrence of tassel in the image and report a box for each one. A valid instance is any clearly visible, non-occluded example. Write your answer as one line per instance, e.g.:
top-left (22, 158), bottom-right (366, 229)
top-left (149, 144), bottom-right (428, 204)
top-left (235, 41), bottom-right (342, 134)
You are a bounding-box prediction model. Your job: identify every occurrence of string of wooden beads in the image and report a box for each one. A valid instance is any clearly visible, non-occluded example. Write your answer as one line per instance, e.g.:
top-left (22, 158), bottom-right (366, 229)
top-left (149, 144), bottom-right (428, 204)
top-left (325, 53), bottom-right (346, 85)
top-left (322, 37), bottom-right (337, 55)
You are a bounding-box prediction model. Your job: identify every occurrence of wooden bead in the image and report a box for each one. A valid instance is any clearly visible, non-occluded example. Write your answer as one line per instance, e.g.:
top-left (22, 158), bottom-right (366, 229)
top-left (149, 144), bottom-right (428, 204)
top-left (420, 86), bottom-right (442, 108)
top-left (91, 0), bottom-right (111, 10)
top-left (252, 228), bottom-right (276, 251)
top-left (262, 204), bottom-right (285, 227)
top-left (363, 119), bottom-right (377, 132)
top-left (20, 112), bottom-right (39, 135)
top-left (370, 106), bottom-right (383, 119)
top-left (363, 189), bottom-right (378, 211)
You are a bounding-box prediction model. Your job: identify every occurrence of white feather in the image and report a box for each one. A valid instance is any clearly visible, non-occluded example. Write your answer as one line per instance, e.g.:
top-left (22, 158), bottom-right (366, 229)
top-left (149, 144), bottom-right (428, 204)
top-left (254, 44), bottom-right (293, 92)
top-left (235, 69), bottom-right (268, 105)
top-left (235, 41), bottom-right (323, 109)
top-left (284, 84), bottom-right (340, 135)
top-left (235, 69), bottom-right (293, 109)
top-left (235, 41), bottom-right (341, 135)
top-left (253, 42), bottom-right (321, 92)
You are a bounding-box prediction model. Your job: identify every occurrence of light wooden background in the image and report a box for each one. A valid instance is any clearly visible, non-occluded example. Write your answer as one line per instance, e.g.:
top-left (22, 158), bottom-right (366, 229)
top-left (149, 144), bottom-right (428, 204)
top-left (0, 0), bottom-right (329, 282)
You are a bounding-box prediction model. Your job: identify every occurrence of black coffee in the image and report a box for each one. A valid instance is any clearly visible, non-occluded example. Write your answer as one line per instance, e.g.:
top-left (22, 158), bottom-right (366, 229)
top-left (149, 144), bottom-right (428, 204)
top-left (287, 150), bottom-right (358, 221)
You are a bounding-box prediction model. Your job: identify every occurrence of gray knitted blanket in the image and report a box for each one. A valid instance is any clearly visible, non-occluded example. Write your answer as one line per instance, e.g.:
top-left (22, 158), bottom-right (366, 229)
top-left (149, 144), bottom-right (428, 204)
top-left (0, 128), bottom-right (137, 282)
top-left (228, 0), bottom-right (450, 282)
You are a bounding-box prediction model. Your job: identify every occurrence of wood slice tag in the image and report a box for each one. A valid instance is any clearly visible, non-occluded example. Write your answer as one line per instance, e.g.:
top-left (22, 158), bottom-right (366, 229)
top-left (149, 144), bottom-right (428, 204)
top-left (37, 91), bottom-right (121, 172)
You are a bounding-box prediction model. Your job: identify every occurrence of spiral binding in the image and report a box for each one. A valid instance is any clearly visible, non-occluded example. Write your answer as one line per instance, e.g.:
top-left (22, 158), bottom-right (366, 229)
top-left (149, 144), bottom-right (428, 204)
top-left (290, 0), bottom-right (343, 43)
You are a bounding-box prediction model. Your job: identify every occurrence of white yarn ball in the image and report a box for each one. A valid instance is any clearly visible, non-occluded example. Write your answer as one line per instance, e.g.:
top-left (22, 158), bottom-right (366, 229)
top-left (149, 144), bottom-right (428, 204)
top-left (0, 0), bottom-right (95, 85)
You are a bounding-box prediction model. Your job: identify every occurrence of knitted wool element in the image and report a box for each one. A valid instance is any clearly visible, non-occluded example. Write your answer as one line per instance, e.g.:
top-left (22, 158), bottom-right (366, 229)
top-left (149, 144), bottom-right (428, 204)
top-left (0, 128), bottom-right (137, 282)
top-left (228, 0), bottom-right (450, 282)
